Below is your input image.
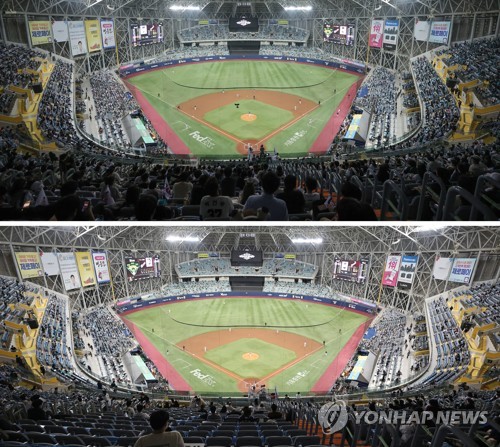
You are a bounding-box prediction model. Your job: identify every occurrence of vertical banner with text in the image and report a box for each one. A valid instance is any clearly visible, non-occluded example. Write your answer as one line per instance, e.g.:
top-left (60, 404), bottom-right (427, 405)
top-left (382, 255), bottom-right (401, 287)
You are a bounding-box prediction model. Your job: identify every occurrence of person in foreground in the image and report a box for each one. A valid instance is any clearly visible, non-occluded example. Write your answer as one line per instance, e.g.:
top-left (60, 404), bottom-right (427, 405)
top-left (134, 409), bottom-right (185, 447)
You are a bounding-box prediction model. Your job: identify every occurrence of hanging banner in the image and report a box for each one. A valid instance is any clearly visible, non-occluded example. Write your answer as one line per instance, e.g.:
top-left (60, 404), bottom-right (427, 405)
top-left (15, 252), bottom-right (43, 279)
top-left (383, 19), bottom-right (399, 51)
top-left (92, 252), bottom-right (111, 284)
top-left (432, 256), bottom-right (454, 280)
top-left (429, 21), bottom-right (451, 44)
top-left (29, 21), bottom-right (53, 45)
top-left (397, 255), bottom-right (419, 289)
top-left (40, 251), bottom-right (59, 276)
top-left (100, 19), bottom-right (116, 49)
top-left (85, 20), bottom-right (102, 52)
top-left (57, 252), bottom-right (81, 291)
top-left (52, 20), bottom-right (69, 42)
top-left (369, 19), bottom-right (384, 48)
top-left (414, 19), bottom-right (430, 41)
top-left (75, 252), bottom-right (97, 287)
top-left (382, 255), bottom-right (401, 287)
top-left (448, 258), bottom-right (476, 284)
top-left (68, 21), bottom-right (88, 56)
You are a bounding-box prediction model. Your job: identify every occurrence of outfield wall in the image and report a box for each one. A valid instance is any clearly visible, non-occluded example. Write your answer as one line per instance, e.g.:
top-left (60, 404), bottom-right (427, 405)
top-left (120, 54), bottom-right (366, 77)
top-left (116, 291), bottom-right (377, 316)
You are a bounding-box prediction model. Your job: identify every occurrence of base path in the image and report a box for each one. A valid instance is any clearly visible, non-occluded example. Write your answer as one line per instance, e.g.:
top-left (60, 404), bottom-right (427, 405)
top-left (179, 89), bottom-right (318, 155)
top-left (180, 328), bottom-right (322, 392)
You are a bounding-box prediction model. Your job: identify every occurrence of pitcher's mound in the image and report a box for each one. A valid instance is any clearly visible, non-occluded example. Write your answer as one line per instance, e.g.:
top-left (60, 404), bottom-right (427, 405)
top-left (241, 113), bottom-right (257, 122)
top-left (242, 352), bottom-right (259, 361)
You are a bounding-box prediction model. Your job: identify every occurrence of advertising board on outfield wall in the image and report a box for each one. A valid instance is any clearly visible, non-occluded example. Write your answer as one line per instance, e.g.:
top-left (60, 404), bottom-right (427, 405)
top-left (120, 55), bottom-right (366, 77)
top-left (116, 291), bottom-right (377, 315)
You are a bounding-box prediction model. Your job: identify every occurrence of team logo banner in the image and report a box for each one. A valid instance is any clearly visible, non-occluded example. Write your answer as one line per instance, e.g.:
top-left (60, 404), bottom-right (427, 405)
top-left (100, 19), bottom-right (115, 49)
top-left (429, 21), bottom-right (451, 44)
top-left (29, 21), bottom-right (52, 45)
top-left (369, 19), bottom-right (384, 48)
top-left (432, 256), bottom-right (453, 280)
top-left (92, 252), bottom-right (111, 284)
top-left (85, 20), bottom-right (102, 52)
top-left (75, 252), bottom-right (97, 287)
top-left (68, 21), bottom-right (88, 56)
top-left (57, 252), bottom-right (81, 291)
top-left (382, 255), bottom-right (401, 287)
top-left (52, 20), bottom-right (69, 42)
top-left (15, 252), bottom-right (43, 279)
top-left (397, 255), bottom-right (419, 289)
top-left (448, 258), bottom-right (476, 284)
top-left (40, 251), bottom-right (59, 276)
top-left (383, 19), bottom-right (399, 50)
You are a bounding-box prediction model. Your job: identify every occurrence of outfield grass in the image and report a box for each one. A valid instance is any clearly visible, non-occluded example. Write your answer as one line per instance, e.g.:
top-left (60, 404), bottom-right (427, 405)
top-left (203, 100), bottom-right (293, 140)
top-left (127, 61), bottom-right (359, 158)
top-left (123, 298), bottom-right (368, 394)
top-left (205, 338), bottom-right (296, 378)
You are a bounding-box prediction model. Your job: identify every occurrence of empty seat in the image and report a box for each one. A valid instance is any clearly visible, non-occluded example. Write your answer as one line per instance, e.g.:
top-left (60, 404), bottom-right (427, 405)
top-left (44, 425), bottom-right (68, 434)
top-left (79, 434), bottom-right (114, 446)
top-left (206, 436), bottom-right (233, 447)
top-left (4, 431), bottom-right (30, 443)
top-left (53, 434), bottom-right (86, 445)
top-left (285, 430), bottom-right (306, 437)
top-left (116, 436), bottom-right (139, 447)
top-left (113, 429), bottom-right (139, 437)
top-left (214, 429), bottom-right (235, 435)
top-left (89, 428), bottom-right (114, 437)
top-left (68, 426), bottom-right (90, 435)
top-left (267, 436), bottom-right (293, 447)
top-left (261, 430), bottom-right (283, 439)
top-left (236, 436), bottom-right (263, 447)
top-left (25, 432), bottom-right (56, 444)
top-left (38, 420), bottom-right (57, 426)
top-left (238, 430), bottom-right (260, 437)
top-left (20, 424), bottom-right (44, 433)
top-left (292, 436), bottom-right (321, 447)
top-left (183, 436), bottom-right (206, 447)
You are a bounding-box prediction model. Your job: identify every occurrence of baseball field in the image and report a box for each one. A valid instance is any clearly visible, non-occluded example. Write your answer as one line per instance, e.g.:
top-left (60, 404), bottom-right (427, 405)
top-left (122, 297), bottom-right (371, 395)
top-left (125, 61), bottom-right (361, 159)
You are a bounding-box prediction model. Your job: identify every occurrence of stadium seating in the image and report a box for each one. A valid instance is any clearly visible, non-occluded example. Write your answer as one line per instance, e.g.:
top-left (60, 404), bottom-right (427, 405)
top-left (178, 25), bottom-right (309, 43)
top-left (176, 258), bottom-right (317, 279)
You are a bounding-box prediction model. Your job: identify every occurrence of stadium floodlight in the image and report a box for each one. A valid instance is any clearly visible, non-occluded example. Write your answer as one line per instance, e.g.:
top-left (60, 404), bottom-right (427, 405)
top-left (412, 224), bottom-right (447, 233)
top-left (284, 5), bottom-right (313, 11)
top-left (166, 235), bottom-right (200, 242)
top-left (169, 5), bottom-right (201, 10)
top-left (291, 237), bottom-right (323, 244)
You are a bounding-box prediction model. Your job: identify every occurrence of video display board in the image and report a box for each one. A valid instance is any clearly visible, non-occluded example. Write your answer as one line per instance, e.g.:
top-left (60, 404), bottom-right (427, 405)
top-left (323, 20), bottom-right (355, 45)
top-left (130, 21), bottom-right (164, 47)
top-left (333, 257), bottom-right (369, 283)
top-left (230, 249), bottom-right (263, 267)
top-left (125, 255), bottom-right (161, 281)
top-left (229, 16), bottom-right (259, 32)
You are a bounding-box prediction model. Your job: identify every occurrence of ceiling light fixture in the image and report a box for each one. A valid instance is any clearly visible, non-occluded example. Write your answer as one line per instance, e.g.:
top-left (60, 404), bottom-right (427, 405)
top-left (169, 5), bottom-right (201, 10)
top-left (284, 5), bottom-right (313, 11)
top-left (291, 237), bottom-right (323, 244)
top-left (412, 224), bottom-right (447, 233)
top-left (166, 235), bottom-right (200, 242)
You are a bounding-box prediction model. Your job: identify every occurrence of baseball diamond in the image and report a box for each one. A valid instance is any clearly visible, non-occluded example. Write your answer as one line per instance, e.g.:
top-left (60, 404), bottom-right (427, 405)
top-left (121, 296), bottom-right (371, 394)
top-left (125, 60), bottom-right (360, 158)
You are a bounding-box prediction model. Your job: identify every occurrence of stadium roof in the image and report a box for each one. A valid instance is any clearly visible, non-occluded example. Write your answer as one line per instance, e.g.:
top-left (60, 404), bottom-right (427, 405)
top-left (1, 225), bottom-right (498, 255)
top-left (4, 0), bottom-right (496, 19)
